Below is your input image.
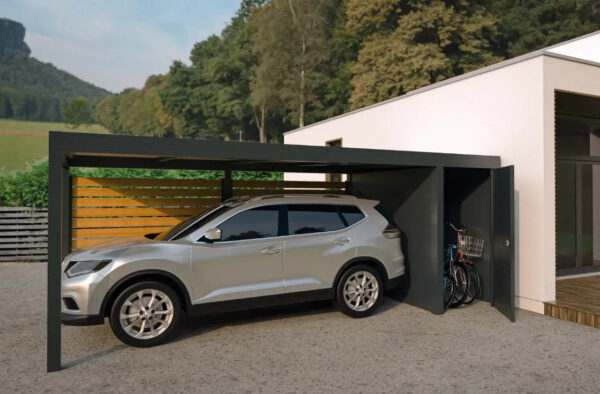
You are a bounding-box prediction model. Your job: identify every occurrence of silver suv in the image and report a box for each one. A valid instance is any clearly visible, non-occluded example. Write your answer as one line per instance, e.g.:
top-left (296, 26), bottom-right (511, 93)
top-left (61, 194), bottom-right (405, 346)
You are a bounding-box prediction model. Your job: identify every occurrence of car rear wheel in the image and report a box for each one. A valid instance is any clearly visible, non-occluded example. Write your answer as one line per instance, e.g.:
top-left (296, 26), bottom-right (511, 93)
top-left (336, 265), bottom-right (383, 318)
top-left (109, 281), bottom-right (182, 347)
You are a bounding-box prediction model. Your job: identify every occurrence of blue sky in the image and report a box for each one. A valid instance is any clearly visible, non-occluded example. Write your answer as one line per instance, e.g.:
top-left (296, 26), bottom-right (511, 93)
top-left (1, 0), bottom-right (240, 92)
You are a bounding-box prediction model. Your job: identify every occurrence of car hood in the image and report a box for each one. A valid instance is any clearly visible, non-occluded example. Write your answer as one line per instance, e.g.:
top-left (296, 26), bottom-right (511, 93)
top-left (64, 236), bottom-right (157, 264)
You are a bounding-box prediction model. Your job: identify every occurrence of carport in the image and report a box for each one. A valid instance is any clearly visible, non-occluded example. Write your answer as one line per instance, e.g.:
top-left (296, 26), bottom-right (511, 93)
top-left (47, 131), bottom-right (514, 372)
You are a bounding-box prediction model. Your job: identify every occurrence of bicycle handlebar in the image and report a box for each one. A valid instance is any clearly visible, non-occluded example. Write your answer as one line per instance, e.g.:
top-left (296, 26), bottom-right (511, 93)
top-left (448, 222), bottom-right (467, 232)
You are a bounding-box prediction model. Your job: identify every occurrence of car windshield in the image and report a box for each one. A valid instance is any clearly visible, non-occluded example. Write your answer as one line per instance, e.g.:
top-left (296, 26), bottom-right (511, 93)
top-left (154, 197), bottom-right (250, 241)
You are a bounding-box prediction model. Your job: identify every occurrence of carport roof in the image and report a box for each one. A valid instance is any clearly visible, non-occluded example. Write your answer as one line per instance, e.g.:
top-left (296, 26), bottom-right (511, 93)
top-left (51, 131), bottom-right (500, 172)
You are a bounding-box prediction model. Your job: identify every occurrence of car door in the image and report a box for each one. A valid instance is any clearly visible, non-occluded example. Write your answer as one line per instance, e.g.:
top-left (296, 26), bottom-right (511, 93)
top-left (282, 204), bottom-right (357, 293)
top-left (190, 205), bottom-right (284, 304)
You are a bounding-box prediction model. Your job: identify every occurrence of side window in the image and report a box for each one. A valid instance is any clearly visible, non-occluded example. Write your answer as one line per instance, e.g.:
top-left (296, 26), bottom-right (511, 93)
top-left (287, 204), bottom-right (345, 235)
top-left (218, 206), bottom-right (279, 241)
top-left (338, 205), bottom-right (365, 226)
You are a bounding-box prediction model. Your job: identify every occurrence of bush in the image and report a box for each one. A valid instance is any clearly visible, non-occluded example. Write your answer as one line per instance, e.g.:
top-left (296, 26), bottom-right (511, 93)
top-left (0, 158), bottom-right (283, 207)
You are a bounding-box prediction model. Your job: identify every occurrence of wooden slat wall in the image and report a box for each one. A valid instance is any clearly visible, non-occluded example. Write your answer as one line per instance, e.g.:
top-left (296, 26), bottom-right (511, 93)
top-left (232, 180), bottom-right (345, 196)
top-left (72, 177), bottom-right (346, 249)
top-left (0, 207), bottom-right (48, 262)
top-left (72, 177), bottom-right (221, 249)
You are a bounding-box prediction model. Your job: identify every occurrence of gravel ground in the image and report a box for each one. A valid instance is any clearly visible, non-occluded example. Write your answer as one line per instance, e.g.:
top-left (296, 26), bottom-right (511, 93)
top-left (1, 263), bottom-right (599, 394)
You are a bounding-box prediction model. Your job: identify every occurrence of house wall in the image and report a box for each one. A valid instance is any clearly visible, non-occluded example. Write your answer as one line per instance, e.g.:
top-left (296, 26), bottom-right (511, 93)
top-left (285, 56), bottom-right (547, 312)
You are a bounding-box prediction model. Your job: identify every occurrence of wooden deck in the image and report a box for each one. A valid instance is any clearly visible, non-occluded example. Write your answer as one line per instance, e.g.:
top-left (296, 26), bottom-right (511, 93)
top-left (544, 275), bottom-right (600, 329)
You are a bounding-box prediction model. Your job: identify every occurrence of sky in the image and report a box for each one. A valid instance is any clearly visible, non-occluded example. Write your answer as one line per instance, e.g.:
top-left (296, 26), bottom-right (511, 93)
top-left (1, 0), bottom-right (240, 92)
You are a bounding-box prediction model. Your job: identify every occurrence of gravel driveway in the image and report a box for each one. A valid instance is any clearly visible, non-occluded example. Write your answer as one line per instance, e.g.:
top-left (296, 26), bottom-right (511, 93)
top-left (1, 263), bottom-right (599, 393)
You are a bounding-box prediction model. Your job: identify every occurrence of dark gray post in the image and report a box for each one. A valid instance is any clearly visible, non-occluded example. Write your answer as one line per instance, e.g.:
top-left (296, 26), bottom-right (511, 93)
top-left (221, 169), bottom-right (233, 201)
top-left (46, 147), bottom-right (69, 372)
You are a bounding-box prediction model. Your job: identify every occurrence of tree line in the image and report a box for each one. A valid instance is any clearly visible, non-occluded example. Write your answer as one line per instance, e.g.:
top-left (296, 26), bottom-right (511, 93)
top-left (95, 0), bottom-right (600, 142)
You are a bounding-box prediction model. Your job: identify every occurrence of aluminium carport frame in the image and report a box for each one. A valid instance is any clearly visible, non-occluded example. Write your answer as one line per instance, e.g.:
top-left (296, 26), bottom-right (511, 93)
top-left (47, 131), bottom-right (507, 372)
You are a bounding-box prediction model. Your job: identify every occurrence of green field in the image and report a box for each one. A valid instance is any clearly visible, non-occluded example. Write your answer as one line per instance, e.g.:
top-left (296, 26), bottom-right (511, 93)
top-left (0, 119), bottom-right (109, 172)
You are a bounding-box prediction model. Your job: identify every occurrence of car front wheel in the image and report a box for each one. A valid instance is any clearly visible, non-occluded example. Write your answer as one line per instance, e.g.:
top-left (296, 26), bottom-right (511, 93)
top-left (109, 281), bottom-right (182, 347)
top-left (336, 265), bottom-right (383, 318)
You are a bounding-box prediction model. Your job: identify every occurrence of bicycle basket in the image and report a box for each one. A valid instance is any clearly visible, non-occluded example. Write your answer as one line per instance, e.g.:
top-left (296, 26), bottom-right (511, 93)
top-left (460, 236), bottom-right (484, 258)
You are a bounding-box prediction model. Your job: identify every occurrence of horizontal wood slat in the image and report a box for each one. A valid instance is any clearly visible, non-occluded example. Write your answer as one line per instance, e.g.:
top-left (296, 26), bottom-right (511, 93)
top-left (73, 188), bottom-right (220, 197)
top-left (0, 242), bottom-right (47, 249)
top-left (0, 255), bottom-right (47, 261)
top-left (233, 180), bottom-right (345, 189)
top-left (232, 189), bottom-right (345, 196)
top-left (0, 248), bottom-right (48, 256)
top-left (73, 207), bottom-right (209, 218)
top-left (72, 197), bottom-right (220, 208)
top-left (73, 217), bottom-right (184, 228)
top-left (73, 227), bottom-right (170, 238)
top-left (73, 238), bottom-right (118, 249)
top-left (74, 177), bottom-right (221, 187)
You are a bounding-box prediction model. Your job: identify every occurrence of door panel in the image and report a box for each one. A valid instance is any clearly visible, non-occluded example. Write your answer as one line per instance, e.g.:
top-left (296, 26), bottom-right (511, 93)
top-left (283, 229), bottom-right (356, 293)
top-left (190, 239), bottom-right (284, 303)
top-left (492, 166), bottom-right (515, 321)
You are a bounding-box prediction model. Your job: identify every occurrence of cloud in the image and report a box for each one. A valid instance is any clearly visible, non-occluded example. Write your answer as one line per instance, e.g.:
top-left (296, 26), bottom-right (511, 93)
top-left (1, 0), bottom-right (238, 92)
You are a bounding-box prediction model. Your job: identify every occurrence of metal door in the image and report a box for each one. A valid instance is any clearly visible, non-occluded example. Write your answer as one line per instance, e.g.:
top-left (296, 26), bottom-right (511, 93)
top-left (491, 166), bottom-right (515, 321)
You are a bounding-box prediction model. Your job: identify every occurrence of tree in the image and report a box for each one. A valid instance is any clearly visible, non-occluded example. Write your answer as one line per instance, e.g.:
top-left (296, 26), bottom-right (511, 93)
top-left (251, 0), bottom-right (334, 128)
top-left (493, 0), bottom-right (600, 58)
top-left (62, 97), bottom-right (91, 128)
top-left (348, 0), bottom-right (501, 109)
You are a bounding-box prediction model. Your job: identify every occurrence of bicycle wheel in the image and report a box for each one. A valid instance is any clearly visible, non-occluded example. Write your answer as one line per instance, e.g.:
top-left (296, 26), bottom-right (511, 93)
top-left (449, 262), bottom-right (468, 307)
top-left (443, 274), bottom-right (455, 309)
top-left (463, 263), bottom-right (481, 304)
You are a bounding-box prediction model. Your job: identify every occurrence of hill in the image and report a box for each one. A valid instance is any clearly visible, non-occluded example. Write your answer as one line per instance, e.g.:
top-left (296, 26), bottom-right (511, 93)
top-left (0, 18), bottom-right (110, 122)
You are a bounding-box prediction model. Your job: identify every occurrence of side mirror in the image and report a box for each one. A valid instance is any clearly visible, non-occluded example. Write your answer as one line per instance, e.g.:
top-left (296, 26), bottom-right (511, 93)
top-left (204, 228), bottom-right (222, 242)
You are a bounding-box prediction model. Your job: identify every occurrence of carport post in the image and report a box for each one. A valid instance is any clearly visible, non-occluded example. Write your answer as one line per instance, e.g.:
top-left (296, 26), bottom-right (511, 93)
top-left (47, 146), bottom-right (70, 372)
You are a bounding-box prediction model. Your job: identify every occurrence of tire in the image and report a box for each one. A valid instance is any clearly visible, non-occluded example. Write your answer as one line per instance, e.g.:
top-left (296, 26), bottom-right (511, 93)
top-left (449, 262), bottom-right (468, 308)
top-left (109, 281), bottom-right (182, 347)
top-left (443, 273), bottom-right (455, 309)
top-left (336, 265), bottom-right (383, 318)
top-left (463, 263), bottom-right (481, 304)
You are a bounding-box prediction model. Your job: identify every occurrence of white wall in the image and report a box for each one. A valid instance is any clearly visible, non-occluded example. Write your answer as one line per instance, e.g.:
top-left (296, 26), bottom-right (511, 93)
top-left (285, 56), bottom-right (548, 313)
top-left (548, 32), bottom-right (600, 63)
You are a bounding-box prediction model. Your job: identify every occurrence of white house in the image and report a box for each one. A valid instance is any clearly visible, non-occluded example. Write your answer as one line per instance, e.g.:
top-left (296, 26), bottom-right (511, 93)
top-left (284, 31), bottom-right (600, 314)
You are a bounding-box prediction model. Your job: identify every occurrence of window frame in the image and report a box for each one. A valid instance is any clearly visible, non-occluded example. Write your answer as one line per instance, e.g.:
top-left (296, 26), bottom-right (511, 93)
top-left (195, 202), bottom-right (367, 244)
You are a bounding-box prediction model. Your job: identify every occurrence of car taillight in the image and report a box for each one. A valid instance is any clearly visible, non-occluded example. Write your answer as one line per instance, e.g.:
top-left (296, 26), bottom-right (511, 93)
top-left (383, 223), bottom-right (400, 239)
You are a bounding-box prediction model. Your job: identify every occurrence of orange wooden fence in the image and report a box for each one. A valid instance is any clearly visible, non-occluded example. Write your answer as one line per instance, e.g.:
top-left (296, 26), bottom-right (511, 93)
top-left (71, 177), bottom-right (345, 249)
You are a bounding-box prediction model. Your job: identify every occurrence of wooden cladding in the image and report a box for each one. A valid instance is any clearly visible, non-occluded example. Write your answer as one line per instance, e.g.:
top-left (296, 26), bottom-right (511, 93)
top-left (71, 177), bottom-right (345, 249)
top-left (72, 177), bottom-right (221, 249)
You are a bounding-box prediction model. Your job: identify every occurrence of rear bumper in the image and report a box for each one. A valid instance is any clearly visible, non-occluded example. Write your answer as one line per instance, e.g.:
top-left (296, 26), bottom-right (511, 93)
top-left (61, 312), bottom-right (104, 326)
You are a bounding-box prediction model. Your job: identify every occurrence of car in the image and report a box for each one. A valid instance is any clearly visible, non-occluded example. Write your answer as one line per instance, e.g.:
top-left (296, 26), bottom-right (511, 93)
top-left (61, 194), bottom-right (405, 346)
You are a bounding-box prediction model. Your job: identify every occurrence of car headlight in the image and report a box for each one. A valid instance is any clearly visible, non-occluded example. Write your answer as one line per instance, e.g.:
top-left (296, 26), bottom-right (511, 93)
top-left (65, 260), bottom-right (111, 278)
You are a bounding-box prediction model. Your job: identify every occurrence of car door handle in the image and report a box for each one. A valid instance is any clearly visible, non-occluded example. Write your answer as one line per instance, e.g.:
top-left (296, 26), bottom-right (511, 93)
top-left (334, 237), bottom-right (351, 245)
top-left (261, 246), bottom-right (282, 255)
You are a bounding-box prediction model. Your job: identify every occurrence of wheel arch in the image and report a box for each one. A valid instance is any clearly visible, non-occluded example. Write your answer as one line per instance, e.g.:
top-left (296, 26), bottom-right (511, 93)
top-left (333, 256), bottom-right (389, 291)
top-left (100, 270), bottom-right (192, 317)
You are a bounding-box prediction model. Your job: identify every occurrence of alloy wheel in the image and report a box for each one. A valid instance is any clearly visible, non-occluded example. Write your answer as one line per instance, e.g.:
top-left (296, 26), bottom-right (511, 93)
top-left (343, 271), bottom-right (379, 312)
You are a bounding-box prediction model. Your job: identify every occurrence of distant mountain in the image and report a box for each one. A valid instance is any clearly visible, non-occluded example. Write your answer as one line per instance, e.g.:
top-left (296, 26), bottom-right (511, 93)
top-left (0, 18), bottom-right (110, 122)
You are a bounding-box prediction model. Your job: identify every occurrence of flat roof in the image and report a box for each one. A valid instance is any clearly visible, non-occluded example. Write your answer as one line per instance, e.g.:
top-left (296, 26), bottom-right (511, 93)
top-left (284, 31), bottom-right (600, 136)
top-left (50, 131), bottom-right (500, 172)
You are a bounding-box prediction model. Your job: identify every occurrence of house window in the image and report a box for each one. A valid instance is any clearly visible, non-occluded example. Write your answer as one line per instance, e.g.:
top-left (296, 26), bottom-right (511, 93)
top-left (326, 138), bottom-right (342, 183)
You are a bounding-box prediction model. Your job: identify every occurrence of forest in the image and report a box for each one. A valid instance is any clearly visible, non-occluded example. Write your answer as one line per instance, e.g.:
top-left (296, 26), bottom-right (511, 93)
top-left (95, 0), bottom-right (600, 143)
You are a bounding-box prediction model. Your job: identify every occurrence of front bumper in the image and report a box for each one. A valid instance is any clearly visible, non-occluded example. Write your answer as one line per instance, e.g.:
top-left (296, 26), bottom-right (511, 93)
top-left (61, 312), bottom-right (104, 326)
top-left (61, 268), bottom-right (111, 318)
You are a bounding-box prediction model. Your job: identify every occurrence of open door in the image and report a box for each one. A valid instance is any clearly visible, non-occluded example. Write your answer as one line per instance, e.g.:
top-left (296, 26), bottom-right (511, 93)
top-left (491, 166), bottom-right (515, 321)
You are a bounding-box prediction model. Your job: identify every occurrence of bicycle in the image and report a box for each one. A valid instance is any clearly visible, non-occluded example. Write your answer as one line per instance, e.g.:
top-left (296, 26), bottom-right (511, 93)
top-left (448, 223), bottom-right (483, 305)
top-left (444, 233), bottom-right (469, 308)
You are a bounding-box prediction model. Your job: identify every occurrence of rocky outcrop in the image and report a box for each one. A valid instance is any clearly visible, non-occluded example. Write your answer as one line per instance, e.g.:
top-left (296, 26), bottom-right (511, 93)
top-left (0, 18), bottom-right (31, 56)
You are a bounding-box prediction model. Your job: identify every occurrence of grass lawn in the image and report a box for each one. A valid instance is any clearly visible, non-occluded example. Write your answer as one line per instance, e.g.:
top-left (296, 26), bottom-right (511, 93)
top-left (0, 119), bottom-right (110, 172)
